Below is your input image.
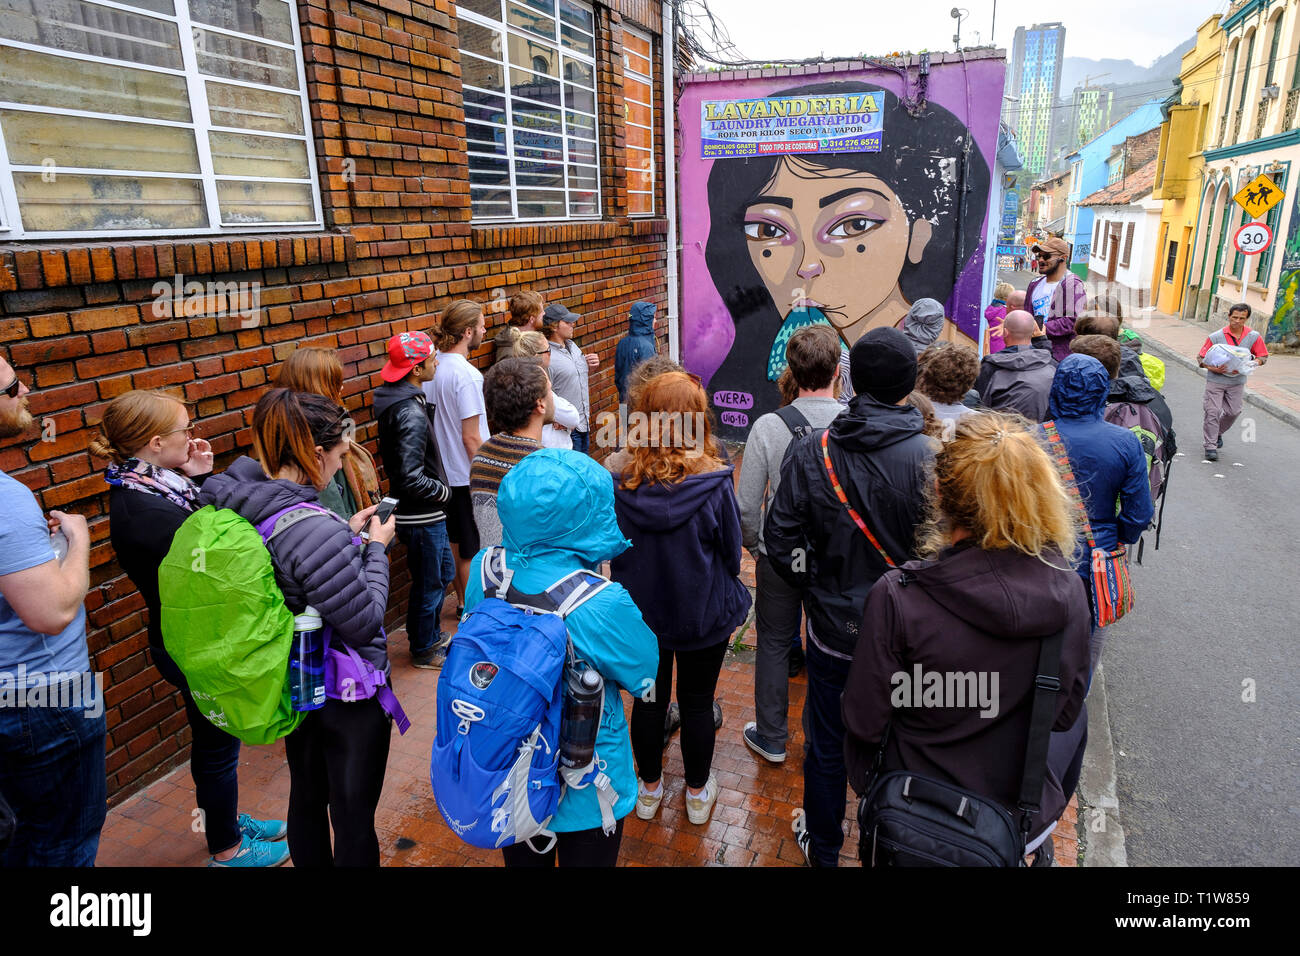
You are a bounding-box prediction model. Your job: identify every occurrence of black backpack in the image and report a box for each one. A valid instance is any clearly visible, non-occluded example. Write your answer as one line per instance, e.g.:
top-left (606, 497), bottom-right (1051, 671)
top-left (856, 628), bottom-right (1065, 867)
top-left (0, 788), bottom-right (15, 854)
top-left (774, 404), bottom-right (812, 439)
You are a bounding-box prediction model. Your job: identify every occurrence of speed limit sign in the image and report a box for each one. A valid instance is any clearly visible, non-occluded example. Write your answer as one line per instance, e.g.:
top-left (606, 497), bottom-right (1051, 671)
top-left (1234, 220), bottom-right (1273, 256)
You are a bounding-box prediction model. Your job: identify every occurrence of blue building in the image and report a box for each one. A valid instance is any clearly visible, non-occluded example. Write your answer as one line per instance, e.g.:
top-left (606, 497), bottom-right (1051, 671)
top-left (1063, 99), bottom-right (1166, 277)
top-left (1007, 23), bottom-right (1066, 176)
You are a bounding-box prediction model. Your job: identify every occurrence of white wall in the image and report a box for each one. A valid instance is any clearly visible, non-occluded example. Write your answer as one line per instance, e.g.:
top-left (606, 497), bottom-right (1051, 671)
top-left (1087, 199), bottom-right (1162, 297)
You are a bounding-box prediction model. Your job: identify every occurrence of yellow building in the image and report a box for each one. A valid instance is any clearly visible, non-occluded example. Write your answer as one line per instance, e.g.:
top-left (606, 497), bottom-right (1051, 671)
top-left (1151, 15), bottom-right (1223, 316)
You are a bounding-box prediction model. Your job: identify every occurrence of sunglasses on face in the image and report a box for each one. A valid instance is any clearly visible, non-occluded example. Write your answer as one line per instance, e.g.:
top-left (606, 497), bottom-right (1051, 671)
top-left (1, 374), bottom-right (20, 399)
top-left (1035, 252), bottom-right (1057, 260)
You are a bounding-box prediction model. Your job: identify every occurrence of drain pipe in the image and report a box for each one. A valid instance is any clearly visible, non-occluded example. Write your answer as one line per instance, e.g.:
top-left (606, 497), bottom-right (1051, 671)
top-left (663, 0), bottom-right (680, 362)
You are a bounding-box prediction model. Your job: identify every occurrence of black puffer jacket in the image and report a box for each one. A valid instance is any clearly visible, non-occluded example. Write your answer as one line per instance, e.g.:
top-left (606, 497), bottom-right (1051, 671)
top-left (764, 394), bottom-right (935, 658)
top-left (373, 380), bottom-right (451, 526)
top-left (200, 456), bottom-right (392, 673)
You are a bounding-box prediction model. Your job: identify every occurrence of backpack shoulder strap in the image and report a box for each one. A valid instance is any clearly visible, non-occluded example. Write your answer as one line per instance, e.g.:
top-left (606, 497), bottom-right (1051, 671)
top-left (1041, 421), bottom-right (1097, 551)
top-left (1015, 629), bottom-right (1066, 840)
top-left (255, 503), bottom-right (335, 544)
top-left (774, 404), bottom-right (812, 439)
top-left (820, 430), bottom-right (900, 568)
top-left (544, 569), bottom-right (612, 618)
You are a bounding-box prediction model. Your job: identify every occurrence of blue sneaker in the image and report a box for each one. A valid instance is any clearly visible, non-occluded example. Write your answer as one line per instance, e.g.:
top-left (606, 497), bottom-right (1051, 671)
top-left (208, 833), bottom-right (290, 867)
top-left (238, 813), bottom-right (287, 842)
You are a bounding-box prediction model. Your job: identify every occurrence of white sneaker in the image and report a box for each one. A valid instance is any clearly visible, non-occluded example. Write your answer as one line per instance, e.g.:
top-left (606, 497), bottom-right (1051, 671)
top-left (684, 773), bottom-right (719, 825)
top-left (635, 781), bottom-right (663, 820)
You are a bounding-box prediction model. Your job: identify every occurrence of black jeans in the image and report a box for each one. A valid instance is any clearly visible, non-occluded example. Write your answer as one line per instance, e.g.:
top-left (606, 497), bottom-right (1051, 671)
top-left (802, 640), bottom-right (853, 867)
top-left (152, 645), bottom-right (242, 855)
top-left (630, 638), bottom-right (729, 789)
top-left (500, 818), bottom-right (624, 867)
top-left (284, 696), bottom-right (392, 867)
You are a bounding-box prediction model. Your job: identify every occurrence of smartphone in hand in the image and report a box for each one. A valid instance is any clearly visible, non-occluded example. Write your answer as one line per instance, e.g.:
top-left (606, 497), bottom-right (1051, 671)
top-left (374, 496), bottom-right (399, 523)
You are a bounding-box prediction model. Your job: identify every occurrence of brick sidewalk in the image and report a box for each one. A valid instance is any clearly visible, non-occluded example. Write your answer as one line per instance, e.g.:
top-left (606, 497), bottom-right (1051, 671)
top-left (96, 548), bottom-right (1080, 867)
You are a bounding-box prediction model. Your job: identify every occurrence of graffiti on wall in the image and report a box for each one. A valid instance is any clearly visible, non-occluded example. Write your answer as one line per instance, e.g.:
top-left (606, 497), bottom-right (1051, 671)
top-left (678, 66), bottom-right (1001, 439)
top-left (1269, 189), bottom-right (1300, 346)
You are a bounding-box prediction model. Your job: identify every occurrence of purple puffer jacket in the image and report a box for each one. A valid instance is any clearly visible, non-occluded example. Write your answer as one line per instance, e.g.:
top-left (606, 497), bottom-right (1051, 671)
top-left (200, 456), bottom-right (392, 674)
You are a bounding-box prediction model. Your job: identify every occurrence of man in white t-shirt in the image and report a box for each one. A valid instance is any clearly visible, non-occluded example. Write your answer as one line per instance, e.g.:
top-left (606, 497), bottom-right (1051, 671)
top-left (424, 299), bottom-right (488, 611)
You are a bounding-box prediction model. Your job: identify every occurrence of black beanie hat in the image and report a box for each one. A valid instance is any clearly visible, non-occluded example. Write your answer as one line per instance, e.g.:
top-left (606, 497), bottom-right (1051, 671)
top-left (850, 327), bottom-right (918, 404)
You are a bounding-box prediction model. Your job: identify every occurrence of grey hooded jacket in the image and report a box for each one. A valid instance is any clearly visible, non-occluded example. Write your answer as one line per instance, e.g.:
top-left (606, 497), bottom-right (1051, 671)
top-left (901, 298), bottom-right (946, 355)
top-left (200, 456), bottom-right (392, 674)
top-left (975, 345), bottom-right (1057, 422)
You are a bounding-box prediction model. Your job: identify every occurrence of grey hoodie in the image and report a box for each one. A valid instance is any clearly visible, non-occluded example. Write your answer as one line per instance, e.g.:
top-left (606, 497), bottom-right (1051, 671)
top-left (902, 298), bottom-right (946, 355)
top-left (975, 345), bottom-right (1057, 422)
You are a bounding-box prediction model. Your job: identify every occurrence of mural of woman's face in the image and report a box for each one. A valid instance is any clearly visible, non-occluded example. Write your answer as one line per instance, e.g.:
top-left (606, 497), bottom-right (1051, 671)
top-left (742, 156), bottom-right (932, 342)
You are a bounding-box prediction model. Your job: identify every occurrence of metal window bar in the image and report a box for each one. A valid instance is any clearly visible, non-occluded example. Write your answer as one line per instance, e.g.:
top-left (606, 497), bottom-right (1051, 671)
top-left (460, 1), bottom-right (600, 222)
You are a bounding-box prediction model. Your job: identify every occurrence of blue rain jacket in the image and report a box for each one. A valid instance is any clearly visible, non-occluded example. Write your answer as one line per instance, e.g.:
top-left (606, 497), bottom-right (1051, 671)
top-left (614, 302), bottom-right (657, 402)
top-left (465, 449), bottom-right (659, 833)
top-left (1043, 355), bottom-right (1154, 569)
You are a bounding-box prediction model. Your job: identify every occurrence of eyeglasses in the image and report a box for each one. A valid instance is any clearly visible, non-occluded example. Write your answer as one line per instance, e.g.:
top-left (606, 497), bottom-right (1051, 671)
top-left (162, 424), bottom-right (195, 437)
top-left (1, 373), bottom-right (21, 399)
top-left (533, 348), bottom-right (550, 356)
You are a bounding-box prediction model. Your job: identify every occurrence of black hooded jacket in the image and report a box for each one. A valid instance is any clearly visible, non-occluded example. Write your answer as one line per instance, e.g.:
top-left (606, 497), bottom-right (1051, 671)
top-left (200, 456), bottom-right (392, 673)
top-left (843, 542), bottom-right (1091, 837)
top-left (373, 379), bottom-right (451, 526)
top-left (764, 394), bottom-right (935, 658)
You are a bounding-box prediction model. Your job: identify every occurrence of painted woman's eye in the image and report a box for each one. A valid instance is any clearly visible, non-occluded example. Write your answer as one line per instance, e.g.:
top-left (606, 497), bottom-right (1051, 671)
top-left (744, 220), bottom-right (788, 241)
top-left (826, 216), bottom-right (881, 239)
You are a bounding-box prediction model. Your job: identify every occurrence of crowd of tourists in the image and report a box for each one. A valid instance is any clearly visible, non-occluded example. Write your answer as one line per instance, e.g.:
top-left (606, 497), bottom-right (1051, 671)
top-left (0, 258), bottom-right (1266, 867)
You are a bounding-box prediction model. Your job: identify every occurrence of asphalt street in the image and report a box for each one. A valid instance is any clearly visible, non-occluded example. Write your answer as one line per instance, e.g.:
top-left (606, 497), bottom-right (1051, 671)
top-left (1100, 352), bottom-right (1300, 866)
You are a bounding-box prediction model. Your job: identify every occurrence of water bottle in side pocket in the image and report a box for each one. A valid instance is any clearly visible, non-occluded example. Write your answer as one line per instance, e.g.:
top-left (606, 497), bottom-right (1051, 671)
top-left (289, 605), bottom-right (326, 712)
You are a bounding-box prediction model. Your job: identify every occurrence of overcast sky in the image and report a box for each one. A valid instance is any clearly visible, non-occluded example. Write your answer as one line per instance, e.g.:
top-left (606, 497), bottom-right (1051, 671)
top-left (691, 0), bottom-right (1225, 69)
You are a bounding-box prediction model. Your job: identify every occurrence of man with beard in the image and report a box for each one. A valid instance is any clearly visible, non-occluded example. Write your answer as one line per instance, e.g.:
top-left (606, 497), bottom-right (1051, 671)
top-left (426, 299), bottom-right (489, 616)
top-left (470, 357), bottom-right (555, 550)
top-left (1025, 237), bottom-right (1087, 361)
top-left (0, 351), bottom-right (106, 865)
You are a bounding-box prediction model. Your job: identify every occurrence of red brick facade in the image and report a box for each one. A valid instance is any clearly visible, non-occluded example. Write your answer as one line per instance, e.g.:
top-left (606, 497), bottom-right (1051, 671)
top-left (0, 0), bottom-right (669, 801)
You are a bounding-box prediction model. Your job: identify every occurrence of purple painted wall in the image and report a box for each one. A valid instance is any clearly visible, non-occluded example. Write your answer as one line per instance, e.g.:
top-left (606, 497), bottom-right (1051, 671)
top-left (678, 55), bottom-right (1006, 439)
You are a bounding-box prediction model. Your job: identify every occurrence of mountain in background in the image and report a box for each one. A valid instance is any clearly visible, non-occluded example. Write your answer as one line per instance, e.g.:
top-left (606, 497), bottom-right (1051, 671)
top-left (1059, 36), bottom-right (1196, 96)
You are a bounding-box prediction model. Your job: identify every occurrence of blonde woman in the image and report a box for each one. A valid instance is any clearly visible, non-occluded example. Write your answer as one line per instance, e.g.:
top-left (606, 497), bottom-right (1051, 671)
top-left (842, 412), bottom-right (1092, 865)
top-left (984, 280), bottom-right (1015, 354)
top-left (92, 390), bottom-right (290, 867)
top-left (501, 327), bottom-right (580, 449)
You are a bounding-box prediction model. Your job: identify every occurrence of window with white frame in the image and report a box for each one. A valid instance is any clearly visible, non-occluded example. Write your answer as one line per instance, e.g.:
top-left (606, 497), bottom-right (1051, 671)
top-left (458, 0), bottom-right (600, 220)
top-left (623, 25), bottom-right (653, 216)
top-left (0, 0), bottom-right (322, 240)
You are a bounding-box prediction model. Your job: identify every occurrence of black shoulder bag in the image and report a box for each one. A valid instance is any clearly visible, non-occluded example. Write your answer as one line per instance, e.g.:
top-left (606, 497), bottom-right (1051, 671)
top-left (856, 627), bottom-right (1065, 867)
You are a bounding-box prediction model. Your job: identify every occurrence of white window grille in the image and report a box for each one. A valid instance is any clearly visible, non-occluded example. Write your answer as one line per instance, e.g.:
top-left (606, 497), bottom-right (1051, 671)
top-left (0, 0), bottom-right (323, 240)
top-left (623, 24), bottom-right (653, 216)
top-left (458, 0), bottom-right (600, 220)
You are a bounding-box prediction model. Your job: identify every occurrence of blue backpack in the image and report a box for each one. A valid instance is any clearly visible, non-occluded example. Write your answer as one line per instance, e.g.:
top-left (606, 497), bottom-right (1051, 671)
top-left (430, 547), bottom-right (618, 852)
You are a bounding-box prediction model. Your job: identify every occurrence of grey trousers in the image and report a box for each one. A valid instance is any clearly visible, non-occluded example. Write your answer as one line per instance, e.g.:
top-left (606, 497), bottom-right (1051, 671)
top-left (754, 550), bottom-right (803, 745)
top-left (1202, 381), bottom-right (1244, 450)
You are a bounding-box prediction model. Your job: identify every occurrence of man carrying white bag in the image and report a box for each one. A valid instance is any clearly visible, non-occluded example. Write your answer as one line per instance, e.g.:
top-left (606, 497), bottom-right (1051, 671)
top-left (1197, 303), bottom-right (1269, 461)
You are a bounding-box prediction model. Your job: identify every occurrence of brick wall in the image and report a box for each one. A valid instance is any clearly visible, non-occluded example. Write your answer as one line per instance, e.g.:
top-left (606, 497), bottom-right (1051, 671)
top-left (0, 0), bottom-right (669, 802)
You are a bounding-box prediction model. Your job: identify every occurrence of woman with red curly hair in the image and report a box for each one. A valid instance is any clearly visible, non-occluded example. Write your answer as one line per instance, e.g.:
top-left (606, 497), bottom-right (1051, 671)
top-left (610, 372), bottom-right (751, 828)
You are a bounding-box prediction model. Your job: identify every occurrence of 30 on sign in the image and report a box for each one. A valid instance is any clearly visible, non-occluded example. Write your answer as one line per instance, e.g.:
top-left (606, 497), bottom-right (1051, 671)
top-left (1234, 221), bottom-right (1273, 255)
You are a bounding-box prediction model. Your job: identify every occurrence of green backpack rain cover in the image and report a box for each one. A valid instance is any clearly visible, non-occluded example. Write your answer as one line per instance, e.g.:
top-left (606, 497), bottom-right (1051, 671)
top-left (158, 506), bottom-right (305, 745)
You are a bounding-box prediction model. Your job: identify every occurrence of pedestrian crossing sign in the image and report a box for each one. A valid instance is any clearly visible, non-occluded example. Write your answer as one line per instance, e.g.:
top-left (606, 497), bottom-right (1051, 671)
top-left (1234, 174), bottom-right (1284, 217)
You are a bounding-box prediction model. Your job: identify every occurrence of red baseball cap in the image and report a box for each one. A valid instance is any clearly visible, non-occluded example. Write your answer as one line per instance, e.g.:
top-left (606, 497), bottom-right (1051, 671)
top-left (381, 331), bottom-right (434, 382)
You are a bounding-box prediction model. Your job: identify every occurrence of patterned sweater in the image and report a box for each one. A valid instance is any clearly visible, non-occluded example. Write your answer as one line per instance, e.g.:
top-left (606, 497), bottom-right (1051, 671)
top-left (469, 433), bottom-right (540, 548)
